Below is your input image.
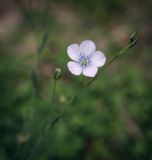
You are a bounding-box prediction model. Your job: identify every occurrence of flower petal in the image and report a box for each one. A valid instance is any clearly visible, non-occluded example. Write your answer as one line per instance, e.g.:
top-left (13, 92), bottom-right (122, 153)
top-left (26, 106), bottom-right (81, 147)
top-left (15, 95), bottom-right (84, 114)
top-left (67, 44), bottom-right (80, 61)
top-left (83, 65), bottom-right (98, 77)
top-left (80, 40), bottom-right (96, 57)
top-left (90, 51), bottom-right (106, 67)
top-left (67, 61), bottom-right (82, 76)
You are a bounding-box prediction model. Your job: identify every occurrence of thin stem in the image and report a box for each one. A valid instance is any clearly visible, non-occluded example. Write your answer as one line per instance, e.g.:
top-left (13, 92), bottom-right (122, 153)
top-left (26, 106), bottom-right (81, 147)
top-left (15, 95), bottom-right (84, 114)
top-left (52, 79), bottom-right (57, 106)
top-left (27, 84), bottom-right (71, 160)
top-left (86, 31), bottom-right (138, 87)
top-left (82, 74), bottom-right (86, 86)
top-left (26, 114), bottom-right (61, 160)
top-left (26, 78), bottom-right (58, 160)
top-left (86, 43), bottom-right (133, 87)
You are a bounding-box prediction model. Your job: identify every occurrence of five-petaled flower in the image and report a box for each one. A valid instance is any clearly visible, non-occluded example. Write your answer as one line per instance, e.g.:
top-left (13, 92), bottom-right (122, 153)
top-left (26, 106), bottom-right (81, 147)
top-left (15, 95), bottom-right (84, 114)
top-left (67, 40), bottom-right (106, 77)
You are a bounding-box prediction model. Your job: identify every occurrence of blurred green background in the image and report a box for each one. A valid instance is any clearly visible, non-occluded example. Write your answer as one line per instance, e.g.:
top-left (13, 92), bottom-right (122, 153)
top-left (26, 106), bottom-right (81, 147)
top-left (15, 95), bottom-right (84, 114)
top-left (0, 0), bottom-right (152, 160)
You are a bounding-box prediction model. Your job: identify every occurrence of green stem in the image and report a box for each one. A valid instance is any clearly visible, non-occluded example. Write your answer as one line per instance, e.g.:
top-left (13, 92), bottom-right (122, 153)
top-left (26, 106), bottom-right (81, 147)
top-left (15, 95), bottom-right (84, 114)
top-left (52, 79), bottom-right (57, 106)
top-left (86, 43), bottom-right (134, 87)
top-left (82, 74), bottom-right (86, 86)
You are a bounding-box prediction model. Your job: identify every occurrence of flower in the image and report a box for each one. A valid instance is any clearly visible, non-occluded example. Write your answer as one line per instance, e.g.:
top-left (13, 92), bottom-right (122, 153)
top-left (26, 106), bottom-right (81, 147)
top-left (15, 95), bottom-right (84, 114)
top-left (67, 40), bottom-right (106, 77)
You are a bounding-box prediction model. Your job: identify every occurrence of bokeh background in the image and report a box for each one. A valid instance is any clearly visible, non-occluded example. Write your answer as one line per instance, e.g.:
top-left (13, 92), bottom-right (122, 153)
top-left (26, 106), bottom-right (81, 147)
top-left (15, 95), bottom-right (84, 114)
top-left (0, 0), bottom-right (152, 160)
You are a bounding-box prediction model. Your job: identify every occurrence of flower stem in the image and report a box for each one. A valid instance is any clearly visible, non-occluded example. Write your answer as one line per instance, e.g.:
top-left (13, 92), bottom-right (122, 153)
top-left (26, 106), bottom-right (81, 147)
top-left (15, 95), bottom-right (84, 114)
top-left (82, 74), bottom-right (86, 86)
top-left (86, 32), bottom-right (138, 87)
top-left (52, 78), bottom-right (57, 106)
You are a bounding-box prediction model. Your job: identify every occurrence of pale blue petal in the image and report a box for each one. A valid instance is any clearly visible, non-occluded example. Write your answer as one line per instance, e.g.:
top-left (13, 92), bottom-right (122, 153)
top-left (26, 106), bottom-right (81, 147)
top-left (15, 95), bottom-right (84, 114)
top-left (67, 61), bottom-right (82, 76)
top-left (80, 40), bottom-right (96, 57)
top-left (90, 51), bottom-right (106, 67)
top-left (82, 65), bottom-right (98, 77)
top-left (67, 44), bottom-right (80, 61)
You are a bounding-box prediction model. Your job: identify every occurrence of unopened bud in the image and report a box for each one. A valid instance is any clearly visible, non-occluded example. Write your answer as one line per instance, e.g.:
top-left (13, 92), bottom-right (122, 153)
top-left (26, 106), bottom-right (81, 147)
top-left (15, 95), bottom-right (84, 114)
top-left (53, 68), bottom-right (62, 80)
top-left (129, 31), bottom-right (138, 48)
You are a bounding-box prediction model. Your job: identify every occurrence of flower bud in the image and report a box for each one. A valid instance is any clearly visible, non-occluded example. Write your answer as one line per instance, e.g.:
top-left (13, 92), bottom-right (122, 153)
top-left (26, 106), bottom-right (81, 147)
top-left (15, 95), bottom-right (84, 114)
top-left (129, 31), bottom-right (138, 48)
top-left (53, 68), bottom-right (62, 80)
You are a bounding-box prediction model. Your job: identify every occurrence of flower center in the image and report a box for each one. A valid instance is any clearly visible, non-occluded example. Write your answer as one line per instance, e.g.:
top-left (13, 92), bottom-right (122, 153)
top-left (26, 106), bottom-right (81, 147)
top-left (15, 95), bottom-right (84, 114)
top-left (80, 58), bottom-right (89, 66)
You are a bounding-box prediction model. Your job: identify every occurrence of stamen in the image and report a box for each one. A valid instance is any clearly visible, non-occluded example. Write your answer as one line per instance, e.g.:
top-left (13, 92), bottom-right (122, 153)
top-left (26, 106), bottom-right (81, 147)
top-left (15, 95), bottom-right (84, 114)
top-left (80, 58), bottom-right (89, 66)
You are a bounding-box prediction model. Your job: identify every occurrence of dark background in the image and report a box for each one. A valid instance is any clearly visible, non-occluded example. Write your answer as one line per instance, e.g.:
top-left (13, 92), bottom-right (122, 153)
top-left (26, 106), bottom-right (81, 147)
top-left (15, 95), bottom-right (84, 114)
top-left (0, 0), bottom-right (152, 160)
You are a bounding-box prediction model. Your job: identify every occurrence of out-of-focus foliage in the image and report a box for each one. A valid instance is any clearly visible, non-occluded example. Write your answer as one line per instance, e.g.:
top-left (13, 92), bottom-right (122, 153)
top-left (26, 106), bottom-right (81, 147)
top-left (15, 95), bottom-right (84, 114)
top-left (0, 0), bottom-right (152, 160)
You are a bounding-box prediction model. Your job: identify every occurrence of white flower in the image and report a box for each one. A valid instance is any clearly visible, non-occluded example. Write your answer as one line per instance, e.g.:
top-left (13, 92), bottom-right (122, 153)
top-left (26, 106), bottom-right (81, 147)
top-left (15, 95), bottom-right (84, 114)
top-left (67, 40), bottom-right (106, 77)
